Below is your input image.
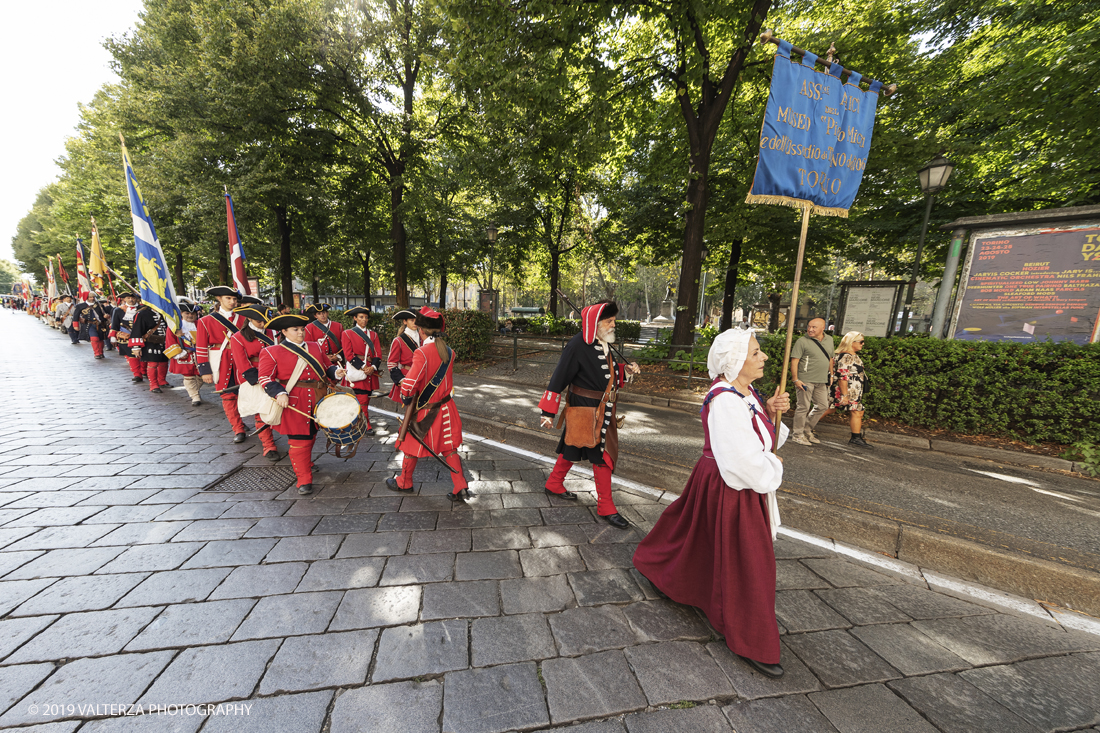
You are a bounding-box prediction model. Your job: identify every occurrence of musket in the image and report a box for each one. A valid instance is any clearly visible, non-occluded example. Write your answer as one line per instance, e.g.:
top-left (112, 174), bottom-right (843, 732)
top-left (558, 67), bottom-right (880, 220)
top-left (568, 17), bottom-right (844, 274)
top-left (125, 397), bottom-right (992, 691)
top-left (397, 394), bottom-right (461, 474)
top-left (554, 288), bottom-right (634, 366)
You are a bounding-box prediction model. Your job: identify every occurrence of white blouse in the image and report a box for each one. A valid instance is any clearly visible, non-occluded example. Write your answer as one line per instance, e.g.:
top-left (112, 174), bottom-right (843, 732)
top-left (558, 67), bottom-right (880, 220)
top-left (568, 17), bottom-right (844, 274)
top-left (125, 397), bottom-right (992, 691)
top-left (706, 380), bottom-right (788, 539)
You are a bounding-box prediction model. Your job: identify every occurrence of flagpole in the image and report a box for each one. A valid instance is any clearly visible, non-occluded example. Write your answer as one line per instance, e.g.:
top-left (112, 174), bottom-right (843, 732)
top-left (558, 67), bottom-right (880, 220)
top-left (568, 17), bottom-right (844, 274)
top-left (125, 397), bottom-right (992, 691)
top-left (758, 30), bottom-right (898, 97)
top-left (772, 205), bottom-right (811, 450)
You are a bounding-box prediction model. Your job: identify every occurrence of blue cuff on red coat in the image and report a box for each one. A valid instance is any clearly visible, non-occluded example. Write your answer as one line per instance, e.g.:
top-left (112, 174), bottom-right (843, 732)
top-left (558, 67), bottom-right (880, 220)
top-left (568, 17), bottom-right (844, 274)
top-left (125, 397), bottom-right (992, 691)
top-left (325, 365), bottom-right (340, 381)
top-left (198, 362), bottom-right (213, 376)
top-left (264, 383), bottom-right (285, 399)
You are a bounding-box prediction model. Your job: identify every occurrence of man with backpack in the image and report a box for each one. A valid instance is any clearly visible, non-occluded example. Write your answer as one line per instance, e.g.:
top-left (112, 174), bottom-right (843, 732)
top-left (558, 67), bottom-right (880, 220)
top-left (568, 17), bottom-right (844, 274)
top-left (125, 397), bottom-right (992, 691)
top-left (789, 317), bottom-right (834, 446)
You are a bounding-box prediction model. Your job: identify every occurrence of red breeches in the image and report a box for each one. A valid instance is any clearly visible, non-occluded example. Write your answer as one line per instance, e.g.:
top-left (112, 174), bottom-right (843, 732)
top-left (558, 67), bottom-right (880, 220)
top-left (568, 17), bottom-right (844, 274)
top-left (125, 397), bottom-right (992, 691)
top-left (220, 394), bottom-right (248, 435)
top-left (288, 438), bottom-right (316, 487)
top-left (546, 454), bottom-right (617, 516)
top-left (255, 416), bottom-right (278, 453)
top-left (146, 362), bottom-right (169, 390)
top-left (398, 452), bottom-right (469, 493)
top-left (90, 337), bottom-right (104, 357)
top-left (126, 356), bottom-right (145, 378)
top-left (355, 393), bottom-right (372, 428)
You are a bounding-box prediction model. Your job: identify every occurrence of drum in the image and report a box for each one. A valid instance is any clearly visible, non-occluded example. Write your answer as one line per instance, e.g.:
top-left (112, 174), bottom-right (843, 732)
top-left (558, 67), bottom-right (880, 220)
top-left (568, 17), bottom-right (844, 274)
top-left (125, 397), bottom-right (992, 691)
top-left (314, 392), bottom-right (368, 458)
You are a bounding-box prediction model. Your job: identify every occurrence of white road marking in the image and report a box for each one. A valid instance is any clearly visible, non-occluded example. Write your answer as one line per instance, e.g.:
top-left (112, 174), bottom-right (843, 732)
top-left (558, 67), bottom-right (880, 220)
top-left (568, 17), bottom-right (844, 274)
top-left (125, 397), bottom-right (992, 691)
top-left (1031, 488), bottom-right (1083, 503)
top-left (967, 469), bottom-right (1040, 487)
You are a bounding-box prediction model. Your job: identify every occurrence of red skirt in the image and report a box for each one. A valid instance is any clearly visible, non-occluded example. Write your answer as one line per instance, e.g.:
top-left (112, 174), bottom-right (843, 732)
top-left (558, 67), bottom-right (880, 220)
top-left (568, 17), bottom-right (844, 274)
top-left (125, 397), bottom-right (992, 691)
top-left (632, 456), bottom-right (780, 664)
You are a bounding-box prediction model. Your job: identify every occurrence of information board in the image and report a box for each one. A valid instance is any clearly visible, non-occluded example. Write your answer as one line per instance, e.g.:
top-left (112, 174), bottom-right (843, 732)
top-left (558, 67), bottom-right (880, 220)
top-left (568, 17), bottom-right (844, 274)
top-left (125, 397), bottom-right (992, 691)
top-left (952, 228), bottom-right (1100, 344)
top-left (839, 284), bottom-right (898, 337)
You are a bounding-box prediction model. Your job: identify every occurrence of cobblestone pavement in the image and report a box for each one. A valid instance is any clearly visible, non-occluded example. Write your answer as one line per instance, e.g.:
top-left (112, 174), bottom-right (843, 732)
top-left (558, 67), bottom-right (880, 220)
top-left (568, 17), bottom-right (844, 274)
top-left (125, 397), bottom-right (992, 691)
top-left (2, 309), bottom-right (1099, 733)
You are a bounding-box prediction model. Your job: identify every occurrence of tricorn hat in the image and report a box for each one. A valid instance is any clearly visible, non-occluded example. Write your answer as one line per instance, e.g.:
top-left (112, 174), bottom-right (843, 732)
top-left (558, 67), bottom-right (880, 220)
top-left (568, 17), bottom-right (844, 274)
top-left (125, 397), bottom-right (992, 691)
top-left (120, 291), bottom-right (140, 301)
top-left (303, 303), bottom-right (330, 316)
top-left (234, 305), bottom-right (269, 323)
top-left (265, 313), bottom-right (310, 331)
top-left (414, 305), bottom-right (444, 331)
top-left (346, 306), bottom-right (370, 318)
top-left (391, 309), bottom-right (417, 322)
top-left (239, 294), bottom-right (264, 306)
top-left (206, 285), bottom-right (241, 299)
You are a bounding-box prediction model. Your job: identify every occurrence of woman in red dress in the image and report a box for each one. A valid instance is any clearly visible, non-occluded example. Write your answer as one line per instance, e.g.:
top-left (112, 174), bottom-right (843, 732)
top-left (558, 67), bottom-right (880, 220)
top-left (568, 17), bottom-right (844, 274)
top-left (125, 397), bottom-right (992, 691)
top-left (386, 309), bottom-right (419, 405)
top-left (258, 314), bottom-right (346, 495)
top-left (340, 306), bottom-right (383, 434)
top-left (633, 328), bottom-right (791, 678)
top-left (229, 305), bottom-right (281, 461)
top-left (384, 307), bottom-right (470, 501)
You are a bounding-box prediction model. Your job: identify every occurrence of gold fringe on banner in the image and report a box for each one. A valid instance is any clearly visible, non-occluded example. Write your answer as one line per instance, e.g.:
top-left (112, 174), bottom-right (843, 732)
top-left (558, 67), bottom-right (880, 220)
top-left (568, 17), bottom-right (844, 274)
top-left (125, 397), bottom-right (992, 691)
top-left (744, 193), bottom-right (849, 218)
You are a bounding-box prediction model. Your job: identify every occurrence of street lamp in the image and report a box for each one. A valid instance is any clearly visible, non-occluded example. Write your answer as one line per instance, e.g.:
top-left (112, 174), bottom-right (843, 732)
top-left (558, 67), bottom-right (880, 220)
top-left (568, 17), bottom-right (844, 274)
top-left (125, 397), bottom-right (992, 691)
top-left (899, 155), bottom-right (954, 334)
top-left (487, 226), bottom-right (498, 322)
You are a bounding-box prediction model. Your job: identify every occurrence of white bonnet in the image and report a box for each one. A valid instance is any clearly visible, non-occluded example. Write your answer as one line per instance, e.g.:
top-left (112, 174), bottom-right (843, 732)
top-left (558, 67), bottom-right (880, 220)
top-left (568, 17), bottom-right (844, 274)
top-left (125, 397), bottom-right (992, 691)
top-left (707, 327), bottom-right (754, 381)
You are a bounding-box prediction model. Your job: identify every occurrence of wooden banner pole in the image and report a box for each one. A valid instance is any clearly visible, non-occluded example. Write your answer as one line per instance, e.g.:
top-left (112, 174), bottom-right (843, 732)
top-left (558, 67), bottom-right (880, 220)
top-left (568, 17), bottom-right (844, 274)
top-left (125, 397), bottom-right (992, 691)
top-left (773, 205), bottom-right (812, 451)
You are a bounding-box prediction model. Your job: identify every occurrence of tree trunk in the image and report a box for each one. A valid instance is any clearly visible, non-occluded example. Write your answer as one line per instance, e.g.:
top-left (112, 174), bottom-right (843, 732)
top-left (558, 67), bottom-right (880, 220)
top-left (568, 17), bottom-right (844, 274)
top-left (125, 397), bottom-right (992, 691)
top-left (439, 269), bottom-right (448, 310)
top-left (548, 245), bottom-right (561, 318)
top-left (720, 237), bottom-right (743, 331)
top-left (390, 182), bottom-right (408, 308)
top-left (217, 239), bottom-right (228, 286)
top-left (768, 290), bottom-right (782, 332)
top-left (174, 251), bottom-right (184, 296)
top-left (361, 252), bottom-right (372, 309)
top-left (669, 0), bottom-right (771, 347)
top-left (672, 151), bottom-right (709, 347)
top-left (276, 205), bottom-right (293, 307)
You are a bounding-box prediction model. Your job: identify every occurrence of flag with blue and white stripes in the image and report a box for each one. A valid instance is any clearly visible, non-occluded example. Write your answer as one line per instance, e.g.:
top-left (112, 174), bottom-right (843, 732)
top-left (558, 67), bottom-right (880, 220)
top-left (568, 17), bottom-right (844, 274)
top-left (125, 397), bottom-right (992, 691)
top-left (121, 137), bottom-right (181, 332)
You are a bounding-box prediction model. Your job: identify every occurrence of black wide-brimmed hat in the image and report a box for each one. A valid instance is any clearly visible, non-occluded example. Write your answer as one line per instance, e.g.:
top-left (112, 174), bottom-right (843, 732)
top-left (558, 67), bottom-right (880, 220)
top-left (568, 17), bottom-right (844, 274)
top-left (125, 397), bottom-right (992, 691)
top-left (234, 305), bottom-right (269, 323)
top-left (120, 291), bottom-right (140, 301)
top-left (391, 309), bottom-right (417, 322)
top-left (303, 303), bottom-right (331, 316)
top-left (239, 294), bottom-right (264, 305)
top-left (265, 313), bottom-right (310, 331)
top-left (206, 285), bottom-right (241, 299)
top-left (177, 297), bottom-right (203, 314)
top-left (346, 306), bottom-right (370, 318)
top-left (414, 305), bottom-right (444, 330)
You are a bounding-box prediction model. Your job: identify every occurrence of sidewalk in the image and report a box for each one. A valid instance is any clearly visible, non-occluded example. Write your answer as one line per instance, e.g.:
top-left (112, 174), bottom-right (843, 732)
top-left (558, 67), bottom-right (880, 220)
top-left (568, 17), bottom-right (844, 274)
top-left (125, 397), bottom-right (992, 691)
top-left (2, 309), bottom-right (1099, 733)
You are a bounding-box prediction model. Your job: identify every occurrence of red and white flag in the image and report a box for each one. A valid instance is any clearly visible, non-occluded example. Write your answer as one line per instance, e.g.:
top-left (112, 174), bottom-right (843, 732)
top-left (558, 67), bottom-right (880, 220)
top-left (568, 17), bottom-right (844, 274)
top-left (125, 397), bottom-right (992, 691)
top-left (226, 192), bottom-right (250, 295)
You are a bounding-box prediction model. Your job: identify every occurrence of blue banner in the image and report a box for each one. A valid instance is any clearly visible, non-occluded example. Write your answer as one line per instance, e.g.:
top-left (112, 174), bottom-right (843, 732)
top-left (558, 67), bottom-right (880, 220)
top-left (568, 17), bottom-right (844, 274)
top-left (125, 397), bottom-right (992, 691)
top-left (746, 40), bottom-right (882, 217)
top-left (121, 141), bottom-right (182, 332)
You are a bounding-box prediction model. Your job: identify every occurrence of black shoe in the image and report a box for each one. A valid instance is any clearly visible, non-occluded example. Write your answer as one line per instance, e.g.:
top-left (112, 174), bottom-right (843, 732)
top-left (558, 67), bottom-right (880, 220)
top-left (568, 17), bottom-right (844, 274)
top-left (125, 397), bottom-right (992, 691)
top-left (848, 435), bottom-right (873, 449)
top-left (386, 477), bottom-right (413, 492)
top-left (265, 450), bottom-right (281, 462)
top-left (545, 488), bottom-right (578, 500)
top-left (191, 400), bottom-right (202, 407)
top-left (297, 484), bottom-right (313, 495)
top-left (94, 355), bottom-right (105, 359)
top-left (131, 377), bottom-right (143, 383)
top-left (449, 488), bottom-right (473, 502)
top-left (150, 387), bottom-right (162, 394)
top-left (365, 428), bottom-right (376, 436)
top-left (738, 655), bottom-right (785, 678)
top-left (601, 512), bottom-right (631, 529)
top-left (233, 433), bottom-right (247, 444)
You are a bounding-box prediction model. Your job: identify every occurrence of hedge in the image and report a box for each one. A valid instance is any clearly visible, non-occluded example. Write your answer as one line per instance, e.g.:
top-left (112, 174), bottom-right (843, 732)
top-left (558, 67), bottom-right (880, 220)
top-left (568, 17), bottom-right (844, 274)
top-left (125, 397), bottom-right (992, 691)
top-left (754, 333), bottom-right (1100, 445)
top-left (527, 315), bottom-right (642, 342)
top-left (329, 308), bottom-right (494, 361)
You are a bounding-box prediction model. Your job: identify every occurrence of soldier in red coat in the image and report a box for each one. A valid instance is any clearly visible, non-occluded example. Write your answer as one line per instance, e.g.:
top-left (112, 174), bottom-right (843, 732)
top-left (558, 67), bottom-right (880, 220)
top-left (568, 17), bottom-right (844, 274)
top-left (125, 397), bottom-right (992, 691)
top-left (110, 292), bottom-right (145, 382)
top-left (385, 307), bottom-right (470, 501)
top-left (340, 306), bottom-right (383, 434)
top-left (230, 305), bottom-right (281, 461)
top-left (538, 301), bottom-right (641, 529)
top-left (386, 309), bottom-right (419, 404)
top-left (303, 303), bottom-right (344, 361)
top-left (196, 286), bottom-right (248, 443)
top-left (164, 299), bottom-right (204, 406)
top-left (259, 314), bottom-right (346, 495)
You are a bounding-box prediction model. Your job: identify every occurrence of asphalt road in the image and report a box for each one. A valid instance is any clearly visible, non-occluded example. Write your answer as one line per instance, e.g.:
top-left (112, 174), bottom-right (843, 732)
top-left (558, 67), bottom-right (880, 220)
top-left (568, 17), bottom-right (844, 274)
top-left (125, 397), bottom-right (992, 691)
top-left (452, 374), bottom-right (1100, 573)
